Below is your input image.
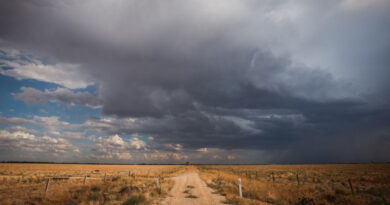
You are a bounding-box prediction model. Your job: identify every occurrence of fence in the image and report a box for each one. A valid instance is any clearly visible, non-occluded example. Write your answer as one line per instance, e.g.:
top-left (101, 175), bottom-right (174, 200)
top-left (234, 177), bottom-right (355, 199)
top-left (1, 170), bottom-right (162, 193)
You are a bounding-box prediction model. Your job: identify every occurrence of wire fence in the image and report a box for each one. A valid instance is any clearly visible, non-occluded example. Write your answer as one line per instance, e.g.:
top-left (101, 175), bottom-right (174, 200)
top-left (0, 170), bottom-right (163, 193)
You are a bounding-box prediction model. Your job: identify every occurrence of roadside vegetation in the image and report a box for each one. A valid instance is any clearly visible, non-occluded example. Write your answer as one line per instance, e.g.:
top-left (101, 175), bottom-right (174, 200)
top-left (1, 163), bottom-right (389, 204)
top-left (198, 164), bottom-right (390, 205)
top-left (0, 164), bottom-right (184, 205)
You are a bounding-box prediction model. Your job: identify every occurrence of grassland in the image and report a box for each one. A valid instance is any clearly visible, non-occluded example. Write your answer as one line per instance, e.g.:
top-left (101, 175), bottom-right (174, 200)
top-left (1, 163), bottom-right (389, 205)
top-left (0, 163), bottom-right (184, 205)
top-left (198, 164), bottom-right (390, 205)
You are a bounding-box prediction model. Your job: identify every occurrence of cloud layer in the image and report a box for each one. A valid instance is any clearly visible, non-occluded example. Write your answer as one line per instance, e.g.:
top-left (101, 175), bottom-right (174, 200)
top-left (0, 0), bottom-right (389, 163)
top-left (14, 87), bottom-right (101, 108)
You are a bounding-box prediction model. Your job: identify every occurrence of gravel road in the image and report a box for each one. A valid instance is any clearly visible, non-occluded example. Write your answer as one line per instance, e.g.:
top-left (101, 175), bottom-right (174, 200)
top-left (161, 170), bottom-right (226, 205)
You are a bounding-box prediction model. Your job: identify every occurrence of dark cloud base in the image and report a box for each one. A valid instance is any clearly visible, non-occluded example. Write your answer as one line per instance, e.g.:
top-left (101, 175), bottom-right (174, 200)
top-left (0, 0), bottom-right (390, 163)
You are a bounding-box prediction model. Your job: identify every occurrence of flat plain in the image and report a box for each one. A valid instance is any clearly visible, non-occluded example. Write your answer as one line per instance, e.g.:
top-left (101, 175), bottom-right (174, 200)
top-left (0, 163), bottom-right (389, 205)
top-left (0, 163), bottom-right (183, 205)
top-left (198, 164), bottom-right (390, 205)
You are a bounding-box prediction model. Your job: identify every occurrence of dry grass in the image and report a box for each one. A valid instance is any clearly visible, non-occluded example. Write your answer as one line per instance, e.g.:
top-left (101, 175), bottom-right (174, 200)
top-left (2, 163), bottom-right (389, 204)
top-left (0, 163), bottom-right (184, 205)
top-left (198, 164), bottom-right (390, 205)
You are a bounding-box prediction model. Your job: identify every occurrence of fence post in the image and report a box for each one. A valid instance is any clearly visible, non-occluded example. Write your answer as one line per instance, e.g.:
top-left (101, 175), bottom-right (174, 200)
top-left (296, 173), bottom-right (300, 185)
top-left (272, 172), bottom-right (275, 183)
top-left (348, 179), bottom-right (354, 194)
top-left (156, 176), bottom-right (160, 187)
top-left (45, 178), bottom-right (50, 192)
top-left (128, 170), bottom-right (131, 177)
top-left (103, 173), bottom-right (106, 182)
top-left (83, 176), bottom-right (87, 185)
top-left (238, 178), bottom-right (243, 198)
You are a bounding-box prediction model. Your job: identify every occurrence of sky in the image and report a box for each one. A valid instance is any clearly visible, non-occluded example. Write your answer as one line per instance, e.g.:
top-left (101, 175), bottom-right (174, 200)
top-left (0, 0), bottom-right (389, 164)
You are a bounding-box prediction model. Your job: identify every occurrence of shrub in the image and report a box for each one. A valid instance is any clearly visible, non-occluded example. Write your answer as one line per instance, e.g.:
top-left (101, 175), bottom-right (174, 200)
top-left (267, 197), bottom-right (283, 205)
top-left (297, 197), bottom-right (315, 205)
top-left (64, 201), bottom-right (77, 205)
top-left (112, 176), bottom-right (121, 181)
top-left (119, 186), bottom-right (129, 193)
top-left (334, 188), bottom-right (346, 195)
top-left (88, 193), bottom-right (100, 201)
top-left (185, 194), bottom-right (198, 198)
top-left (76, 187), bottom-right (88, 193)
top-left (122, 195), bottom-right (146, 205)
top-left (323, 194), bottom-right (336, 203)
top-left (91, 185), bottom-right (101, 192)
top-left (365, 187), bottom-right (384, 197)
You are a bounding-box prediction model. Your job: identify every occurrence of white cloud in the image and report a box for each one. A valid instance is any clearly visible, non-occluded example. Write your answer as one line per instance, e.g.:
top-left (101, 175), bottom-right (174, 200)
top-left (90, 152), bottom-right (132, 160)
top-left (0, 49), bottom-right (93, 89)
top-left (83, 117), bottom-right (116, 130)
top-left (104, 134), bottom-right (127, 146)
top-left (212, 155), bottom-right (221, 159)
top-left (0, 115), bottom-right (76, 129)
top-left (0, 115), bottom-right (85, 139)
top-left (196, 147), bottom-right (208, 152)
top-left (143, 152), bottom-right (188, 161)
top-left (143, 153), bottom-right (169, 161)
top-left (164, 143), bottom-right (183, 151)
top-left (116, 153), bottom-right (132, 160)
top-left (227, 155), bottom-right (236, 160)
top-left (172, 153), bottom-right (188, 160)
top-left (91, 134), bottom-right (146, 160)
top-left (32, 116), bottom-right (76, 136)
top-left (33, 116), bottom-right (70, 126)
top-left (129, 137), bottom-right (147, 150)
top-left (62, 132), bottom-right (84, 139)
top-left (81, 116), bottom-right (151, 137)
top-left (0, 130), bottom-right (77, 154)
top-left (7, 126), bottom-right (38, 134)
top-left (0, 115), bottom-right (34, 124)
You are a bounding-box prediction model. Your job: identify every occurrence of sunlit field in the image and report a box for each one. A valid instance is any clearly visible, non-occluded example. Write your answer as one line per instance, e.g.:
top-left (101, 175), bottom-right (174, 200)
top-left (1, 163), bottom-right (389, 205)
top-left (0, 164), bottom-right (184, 205)
top-left (198, 164), bottom-right (390, 205)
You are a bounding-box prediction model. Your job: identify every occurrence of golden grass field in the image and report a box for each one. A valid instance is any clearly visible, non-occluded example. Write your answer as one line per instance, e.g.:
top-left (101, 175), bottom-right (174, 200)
top-left (198, 164), bottom-right (390, 205)
top-left (0, 163), bottom-right (389, 205)
top-left (0, 164), bottom-right (184, 205)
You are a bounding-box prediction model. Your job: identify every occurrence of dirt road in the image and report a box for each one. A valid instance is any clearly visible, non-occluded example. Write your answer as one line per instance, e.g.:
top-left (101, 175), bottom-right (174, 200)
top-left (161, 170), bottom-right (226, 205)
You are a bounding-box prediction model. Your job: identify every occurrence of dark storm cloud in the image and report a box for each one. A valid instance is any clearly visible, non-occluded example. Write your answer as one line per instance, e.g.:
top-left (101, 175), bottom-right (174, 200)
top-left (1, 0), bottom-right (389, 163)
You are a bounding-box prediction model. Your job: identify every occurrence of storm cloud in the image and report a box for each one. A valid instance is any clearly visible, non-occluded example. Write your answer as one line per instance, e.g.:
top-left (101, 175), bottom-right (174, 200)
top-left (0, 0), bottom-right (389, 163)
top-left (13, 87), bottom-right (101, 108)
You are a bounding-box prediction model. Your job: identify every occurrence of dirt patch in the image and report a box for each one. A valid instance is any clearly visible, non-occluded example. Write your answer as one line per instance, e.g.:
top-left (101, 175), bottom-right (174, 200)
top-left (161, 171), bottom-right (226, 205)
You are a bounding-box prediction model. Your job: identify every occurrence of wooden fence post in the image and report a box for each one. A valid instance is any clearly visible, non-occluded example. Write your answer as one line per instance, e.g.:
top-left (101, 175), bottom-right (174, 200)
top-left (156, 176), bottom-right (160, 187)
top-left (128, 170), bottom-right (131, 177)
top-left (296, 173), bottom-right (300, 185)
top-left (272, 172), bottom-right (275, 183)
top-left (348, 179), bottom-right (354, 194)
top-left (83, 176), bottom-right (87, 185)
top-left (103, 173), bottom-right (106, 182)
top-left (238, 178), bottom-right (243, 198)
top-left (45, 178), bottom-right (50, 192)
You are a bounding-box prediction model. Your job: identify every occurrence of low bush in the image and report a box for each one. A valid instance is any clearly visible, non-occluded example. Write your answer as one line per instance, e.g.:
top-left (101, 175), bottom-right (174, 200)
top-left (122, 194), bottom-right (146, 205)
